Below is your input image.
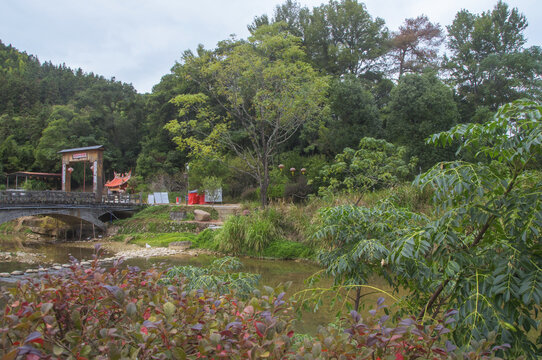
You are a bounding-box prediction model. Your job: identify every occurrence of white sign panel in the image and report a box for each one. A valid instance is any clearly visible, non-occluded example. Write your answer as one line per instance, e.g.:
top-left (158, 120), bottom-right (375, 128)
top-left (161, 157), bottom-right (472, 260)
top-left (147, 194), bottom-right (155, 205)
top-left (205, 188), bottom-right (222, 203)
top-left (154, 192), bottom-right (169, 204)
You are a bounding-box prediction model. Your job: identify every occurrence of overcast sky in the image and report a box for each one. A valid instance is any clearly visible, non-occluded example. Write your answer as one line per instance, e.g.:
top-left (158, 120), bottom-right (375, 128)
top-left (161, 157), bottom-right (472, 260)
top-left (1, 0), bottom-right (539, 93)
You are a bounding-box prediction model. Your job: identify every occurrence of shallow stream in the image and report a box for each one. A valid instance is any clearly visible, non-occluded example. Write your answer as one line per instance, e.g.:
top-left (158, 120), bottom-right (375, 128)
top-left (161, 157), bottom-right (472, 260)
top-left (0, 241), bottom-right (394, 334)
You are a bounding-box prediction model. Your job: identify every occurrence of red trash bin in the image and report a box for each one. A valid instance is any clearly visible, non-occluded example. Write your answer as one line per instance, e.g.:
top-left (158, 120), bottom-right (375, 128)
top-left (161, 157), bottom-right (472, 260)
top-left (188, 191), bottom-right (199, 205)
top-left (198, 193), bottom-right (206, 204)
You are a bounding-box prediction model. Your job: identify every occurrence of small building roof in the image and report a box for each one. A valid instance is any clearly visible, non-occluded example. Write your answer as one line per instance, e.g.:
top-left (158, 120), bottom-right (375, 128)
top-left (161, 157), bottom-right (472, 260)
top-left (105, 171), bottom-right (132, 189)
top-left (8, 171), bottom-right (61, 178)
top-left (58, 145), bottom-right (104, 154)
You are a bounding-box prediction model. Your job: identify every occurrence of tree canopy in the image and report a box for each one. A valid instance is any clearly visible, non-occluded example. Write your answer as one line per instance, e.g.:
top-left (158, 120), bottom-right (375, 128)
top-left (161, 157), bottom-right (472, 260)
top-left (445, 1), bottom-right (542, 120)
top-left (165, 25), bottom-right (328, 207)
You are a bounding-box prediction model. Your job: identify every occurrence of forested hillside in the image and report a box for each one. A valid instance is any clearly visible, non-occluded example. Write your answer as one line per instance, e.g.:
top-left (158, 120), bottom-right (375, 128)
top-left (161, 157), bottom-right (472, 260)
top-left (1, 0), bottom-right (540, 196)
top-left (0, 40), bottom-right (146, 188)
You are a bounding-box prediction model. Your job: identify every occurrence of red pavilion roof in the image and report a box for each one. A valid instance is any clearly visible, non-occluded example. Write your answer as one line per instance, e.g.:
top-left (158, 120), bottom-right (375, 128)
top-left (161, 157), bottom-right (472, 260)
top-left (105, 170), bottom-right (131, 188)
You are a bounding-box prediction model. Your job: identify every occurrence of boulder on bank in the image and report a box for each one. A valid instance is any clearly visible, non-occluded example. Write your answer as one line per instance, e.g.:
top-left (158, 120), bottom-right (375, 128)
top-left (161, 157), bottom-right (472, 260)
top-left (194, 209), bottom-right (211, 221)
top-left (169, 241), bottom-right (192, 250)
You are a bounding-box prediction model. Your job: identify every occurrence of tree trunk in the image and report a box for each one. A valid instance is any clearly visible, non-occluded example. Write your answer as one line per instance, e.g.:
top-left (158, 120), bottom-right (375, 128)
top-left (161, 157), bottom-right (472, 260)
top-left (260, 157), bottom-right (269, 209)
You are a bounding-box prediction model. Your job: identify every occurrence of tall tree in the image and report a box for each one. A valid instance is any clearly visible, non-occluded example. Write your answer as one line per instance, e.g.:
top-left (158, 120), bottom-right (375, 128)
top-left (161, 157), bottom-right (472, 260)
top-left (136, 72), bottom-right (190, 179)
top-left (389, 15), bottom-right (444, 78)
top-left (304, 0), bottom-right (389, 76)
top-left (445, 1), bottom-right (542, 120)
top-left (316, 75), bottom-right (381, 155)
top-left (386, 72), bottom-right (458, 171)
top-left (166, 25), bottom-right (328, 208)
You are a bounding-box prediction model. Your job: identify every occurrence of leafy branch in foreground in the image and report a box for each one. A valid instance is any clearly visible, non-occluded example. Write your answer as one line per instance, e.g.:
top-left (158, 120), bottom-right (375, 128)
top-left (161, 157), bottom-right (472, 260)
top-left (392, 100), bottom-right (542, 357)
top-left (311, 99), bottom-right (542, 357)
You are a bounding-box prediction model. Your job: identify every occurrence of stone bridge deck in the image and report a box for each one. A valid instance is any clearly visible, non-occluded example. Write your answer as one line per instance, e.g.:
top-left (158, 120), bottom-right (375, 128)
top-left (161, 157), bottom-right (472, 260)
top-left (0, 190), bottom-right (144, 230)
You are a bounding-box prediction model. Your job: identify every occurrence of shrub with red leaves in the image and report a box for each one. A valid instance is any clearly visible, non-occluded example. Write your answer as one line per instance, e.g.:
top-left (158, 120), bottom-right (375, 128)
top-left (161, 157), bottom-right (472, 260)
top-left (0, 248), bottom-right (295, 359)
top-left (293, 298), bottom-right (509, 360)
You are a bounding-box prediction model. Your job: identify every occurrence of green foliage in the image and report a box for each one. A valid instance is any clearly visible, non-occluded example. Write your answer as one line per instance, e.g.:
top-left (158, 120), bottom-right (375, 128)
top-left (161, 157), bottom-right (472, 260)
top-left (167, 23), bottom-right (328, 207)
top-left (185, 157), bottom-right (229, 191)
top-left (301, 0), bottom-right (389, 76)
top-left (445, 1), bottom-right (541, 118)
top-left (202, 176), bottom-right (222, 192)
top-left (313, 199), bottom-right (425, 297)
top-left (213, 207), bottom-right (314, 259)
top-left (316, 137), bottom-right (415, 198)
top-left (125, 232), bottom-right (196, 247)
top-left (262, 240), bottom-right (314, 259)
top-left (386, 72), bottom-right (459, 170)
top-left (21, 179), bottom-right (50, 190)
top-left (163, 257), bottom-right (261, 299)
top-left (216, 211), bottom-right (279, 256)
top-left (191, 228), bottom-right (221, 251)
top-left (315, 75), bottom-right (381, 155)
top-left (314, 100), bottom-right (542, 357)
top-left (215, 215), bottom-right (248, 255)
top-left (0, 41), bottom-right (145, 182)
top-left (399, 99), bottom-right (542, 356)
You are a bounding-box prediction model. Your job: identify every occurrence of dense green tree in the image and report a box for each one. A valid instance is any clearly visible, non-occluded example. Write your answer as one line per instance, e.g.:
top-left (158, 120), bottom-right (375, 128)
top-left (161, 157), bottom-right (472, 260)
top-left (386, 72), bottom-right (459, 171)
top-left (0, 136), bottom-right (23, 174)
top-left (250, 0), bottom-right (389, 77)
top-left (33, 105), bottom-right (95, 172)
top-left (0, 41), bottom-right (146, 179)
top-left (136, 70), bottom-right (195, 179)
top-left (166, 25), bottom-right (328, 207)
top-left (315, 75), bottom-right (381, 155)
top-left (445, 1), bottom-right (542, 120)
top-left (249, 0), bottom-right (308, 39)
top-left (316, 137), bottom-right (415, 201)
top-left (303, 0), bottom-right (389, 76)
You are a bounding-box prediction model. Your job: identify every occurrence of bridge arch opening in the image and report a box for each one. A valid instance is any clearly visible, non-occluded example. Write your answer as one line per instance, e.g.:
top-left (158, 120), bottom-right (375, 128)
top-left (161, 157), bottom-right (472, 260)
top-left (0, 213), bottom-right (106, 241)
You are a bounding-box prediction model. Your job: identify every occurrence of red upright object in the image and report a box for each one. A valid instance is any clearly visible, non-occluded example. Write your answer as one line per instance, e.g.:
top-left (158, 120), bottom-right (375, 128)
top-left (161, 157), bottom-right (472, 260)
top-left (198, 193), bottom-right (206, 204)
top-left (188, 191), bottom-right (199, 205)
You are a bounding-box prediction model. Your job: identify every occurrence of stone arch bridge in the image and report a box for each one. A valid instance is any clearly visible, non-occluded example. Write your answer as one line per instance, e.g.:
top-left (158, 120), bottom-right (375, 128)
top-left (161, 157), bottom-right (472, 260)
top-left (0, 190), bottom-right (143, 231)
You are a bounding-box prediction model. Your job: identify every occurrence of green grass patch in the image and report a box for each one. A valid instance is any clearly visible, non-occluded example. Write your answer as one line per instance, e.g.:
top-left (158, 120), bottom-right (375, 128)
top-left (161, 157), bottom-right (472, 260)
top-left (262, 240), bottom-right (314, 259)
top-left (191, 229), bottom-right (220, 251)
top-left (192, 227), bottom-right (313, 260)
top-left (0, 221), bottom-right (16, 233)
top-left (114, 205), bottom-right (219, 234)
top-left (116, 232), bottom-right (197, 247)
top-left (115, 219), bottom-right (199, 234)
top-left (131, 205), bottom-right (219, 220)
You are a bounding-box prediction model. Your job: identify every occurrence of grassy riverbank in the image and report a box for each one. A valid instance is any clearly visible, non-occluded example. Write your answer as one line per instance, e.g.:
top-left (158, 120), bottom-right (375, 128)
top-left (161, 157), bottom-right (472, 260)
top-left (111, 184), bottom-right (432, 260)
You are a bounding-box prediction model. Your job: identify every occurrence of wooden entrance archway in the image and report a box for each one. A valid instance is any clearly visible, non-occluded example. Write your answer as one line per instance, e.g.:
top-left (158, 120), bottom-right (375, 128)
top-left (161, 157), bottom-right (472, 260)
top-left (58, 145), bottom-right (104, 199)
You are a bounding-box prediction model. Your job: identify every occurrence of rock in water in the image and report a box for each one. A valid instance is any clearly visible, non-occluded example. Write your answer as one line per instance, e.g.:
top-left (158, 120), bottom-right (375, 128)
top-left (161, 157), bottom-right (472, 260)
top-left (194, 209), bottom-right (211, 221)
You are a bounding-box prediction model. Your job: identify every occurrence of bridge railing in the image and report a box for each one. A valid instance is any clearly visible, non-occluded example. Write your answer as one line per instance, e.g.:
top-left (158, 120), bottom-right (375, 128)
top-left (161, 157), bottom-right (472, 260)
top-left (102, 193), bottom-right (143, 205)
top-left (0, 190), bottom-right (142, 206)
